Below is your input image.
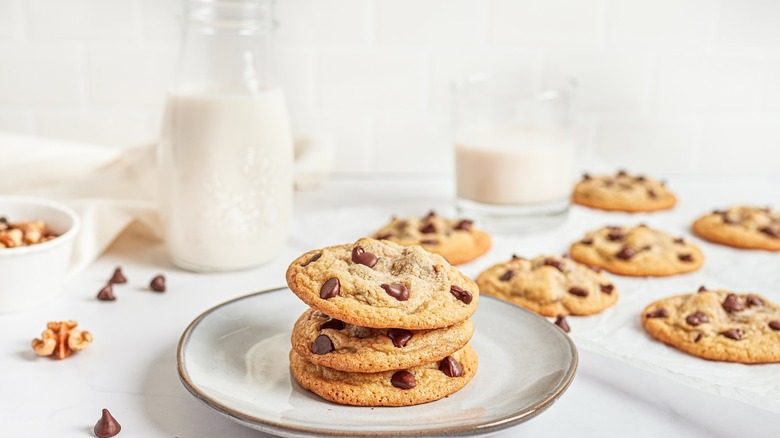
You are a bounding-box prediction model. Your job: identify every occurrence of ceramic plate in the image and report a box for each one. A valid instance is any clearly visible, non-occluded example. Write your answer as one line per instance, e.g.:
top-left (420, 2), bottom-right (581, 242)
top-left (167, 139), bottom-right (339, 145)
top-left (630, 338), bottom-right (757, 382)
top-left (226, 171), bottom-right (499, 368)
top-left (177, 287), bottom-right (578, 437)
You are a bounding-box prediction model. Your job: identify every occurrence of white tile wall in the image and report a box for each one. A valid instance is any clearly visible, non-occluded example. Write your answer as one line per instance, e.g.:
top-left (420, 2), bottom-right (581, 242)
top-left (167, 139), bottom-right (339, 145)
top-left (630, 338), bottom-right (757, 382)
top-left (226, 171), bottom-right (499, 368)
top-left (0, 0), bottom-right (779, 175)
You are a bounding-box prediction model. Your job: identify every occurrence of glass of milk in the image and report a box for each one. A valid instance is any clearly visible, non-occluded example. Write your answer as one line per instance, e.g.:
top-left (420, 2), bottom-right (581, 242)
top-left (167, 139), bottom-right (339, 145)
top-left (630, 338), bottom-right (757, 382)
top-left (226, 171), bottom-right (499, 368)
top-left (158, 0), bottom-right (293, 272)
top-left (453, 72), bottom-right (575, 232)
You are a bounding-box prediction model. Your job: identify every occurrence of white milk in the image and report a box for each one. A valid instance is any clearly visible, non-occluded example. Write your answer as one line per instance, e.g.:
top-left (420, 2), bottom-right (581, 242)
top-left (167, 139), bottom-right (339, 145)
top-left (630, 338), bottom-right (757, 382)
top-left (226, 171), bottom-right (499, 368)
top-left (158, 84), bottom-right (293, 271)
top-left (455, 123), bottom-right (574, 205)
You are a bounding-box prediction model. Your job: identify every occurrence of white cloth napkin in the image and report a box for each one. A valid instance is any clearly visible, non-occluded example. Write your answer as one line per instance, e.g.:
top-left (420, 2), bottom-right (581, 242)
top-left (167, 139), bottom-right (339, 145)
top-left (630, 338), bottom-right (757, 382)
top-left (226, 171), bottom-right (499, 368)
top-left (0, 131), bottom-right (333, 276)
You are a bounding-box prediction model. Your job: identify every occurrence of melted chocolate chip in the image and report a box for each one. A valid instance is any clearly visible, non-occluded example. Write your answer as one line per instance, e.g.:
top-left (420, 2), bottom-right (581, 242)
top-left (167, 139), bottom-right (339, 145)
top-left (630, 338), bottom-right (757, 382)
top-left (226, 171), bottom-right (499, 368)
top-left (320, 278), bottom-right (340, 299)
top-left (677, 253), bottom-right (693, 262)
top-left (769, 321), bottom-right (780, 331)
top-left (636, 175), bottom-right (646, 182)
top-left (543, 258), bottom-right (565, 272)
top-left (375, 233), bottom-right (392, 240)
top-left (607, 230), bottom-right (624, 241)
top-left (439, 356), bottom-right (463, 377)
top-left (747, 295), bottom-right (765, 307)
top-left (455, 220), bottom-right (473, 231)
top-left (568, 286), bottom-right (588, 297)
top-left (616, 246), bottom-right (636, 260)
top-left (694, 332), bottom-right (703, 343)
top-left (554, 315), bottom-right (570, 333)
top-left (450, 285), bottom-right (473, 304)
top-left (391, 370), bottom-right (416, 389)
top-left (721, 213), bottom-right (736, 224)
top-left (617, 169), bottom-right (628, 177)
top-left (600, 284), bottom-right (614, 294)
top-left (759, 226), bottom-right (779, 238)
top-left (94, 408), bottom-right (121, 438)
top-left (500, 270), bottom-right (515, 282)
top-left (319, 318), bottom-right (345, 331)
top-left (351, 246), bottom-right (378, 268)
top-left (646, 308), bottom-right (668, 318)
top-left (109, 267), bottom-right (127, 284)
top-left (420, 239), bottom-right (438, 245)
top-left (580, 238), bottom-right (593, 245)
top-left (582, 173), bottom-right (591, 180)
top-left (722, 294), bottom-right (744, 313)
top-left (719, 328), bottom-right (744, 341)
top-left (426, 210), bottom-right (436, 219)
top-left (673, 237), bottom-right (685, 244)
top-left (647, 188), bottom-right (657, 198)
top-left (97, 285), bottom-right (115, 301)
top-left (686, 311), bottom-right (710, 326)
top-left (511, 254), bottom-right (523, 260)
top-left (150, 275), bottom-right (166, 292)
top-left (698, 285), bottom-right (708, 293)
top-left (303, 253), bottom-right (322, 266)
top-left (311, 335), bottom-right (334, 354)
top-left (387, 329), bottom-right (413, 348)
top-left (420, 223), bottom-right (437, 234)
top-left (381, 283), bottom-right (409, 301)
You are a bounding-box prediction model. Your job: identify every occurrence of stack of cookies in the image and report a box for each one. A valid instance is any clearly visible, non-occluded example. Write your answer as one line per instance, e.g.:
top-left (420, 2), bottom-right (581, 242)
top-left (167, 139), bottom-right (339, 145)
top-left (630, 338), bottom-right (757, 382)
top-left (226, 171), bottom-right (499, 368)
top-left (285, 237), bottom-right (480, 406)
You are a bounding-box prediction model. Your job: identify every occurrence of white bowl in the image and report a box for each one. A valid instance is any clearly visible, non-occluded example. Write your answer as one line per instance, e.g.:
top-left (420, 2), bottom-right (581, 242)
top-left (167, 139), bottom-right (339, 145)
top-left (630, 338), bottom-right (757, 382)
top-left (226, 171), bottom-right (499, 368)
top-left (0, 196), bottom-right (80, 312)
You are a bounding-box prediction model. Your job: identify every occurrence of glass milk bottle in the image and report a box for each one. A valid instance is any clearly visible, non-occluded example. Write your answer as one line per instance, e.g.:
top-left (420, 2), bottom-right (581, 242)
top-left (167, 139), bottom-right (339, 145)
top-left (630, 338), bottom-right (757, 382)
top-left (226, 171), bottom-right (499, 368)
top-left (158, 0), bottom-right (293, 272)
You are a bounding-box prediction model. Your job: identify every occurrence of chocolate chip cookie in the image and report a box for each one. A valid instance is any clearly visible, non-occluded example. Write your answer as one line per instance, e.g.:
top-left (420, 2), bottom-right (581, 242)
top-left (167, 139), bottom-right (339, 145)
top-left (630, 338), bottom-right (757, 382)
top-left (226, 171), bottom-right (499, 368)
top-left (476, 255), bottom-right (619, 316)
top-left (291, 308), bottom-right (474, 373)
top-left (286, 238), bottom-right (479, 330)
top-left (370, 211), bottom-right (491, 265)
top-left (289, 343), bottom-right (478, 406)
top-left (642, 289), bottom-right (780, 363)
top-left (573, 170), bottom-right (676, 212)
top-left (569, 225), bottom-right (703, 277)
top-left (692, 206), bottom-right (780, 251)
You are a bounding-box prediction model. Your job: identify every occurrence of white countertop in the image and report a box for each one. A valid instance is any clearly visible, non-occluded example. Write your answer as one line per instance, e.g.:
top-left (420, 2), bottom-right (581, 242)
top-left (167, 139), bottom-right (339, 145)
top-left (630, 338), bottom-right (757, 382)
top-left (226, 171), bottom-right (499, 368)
top-left (2, 175), bottom-right (779, 437)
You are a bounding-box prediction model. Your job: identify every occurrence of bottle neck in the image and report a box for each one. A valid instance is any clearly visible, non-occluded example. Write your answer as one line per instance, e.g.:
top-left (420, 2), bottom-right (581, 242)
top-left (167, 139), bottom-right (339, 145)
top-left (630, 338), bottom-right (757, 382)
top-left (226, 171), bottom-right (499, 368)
top-left (175, 0), bottom-right (276, 93)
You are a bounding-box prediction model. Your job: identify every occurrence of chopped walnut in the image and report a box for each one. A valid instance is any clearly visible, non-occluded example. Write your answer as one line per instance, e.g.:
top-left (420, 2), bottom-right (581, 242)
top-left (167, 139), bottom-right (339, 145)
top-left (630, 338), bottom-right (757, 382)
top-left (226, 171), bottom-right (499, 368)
top-left (0, 217), bottom-right (56, 248)
top-left (32, 320), bottom-right (93, 359)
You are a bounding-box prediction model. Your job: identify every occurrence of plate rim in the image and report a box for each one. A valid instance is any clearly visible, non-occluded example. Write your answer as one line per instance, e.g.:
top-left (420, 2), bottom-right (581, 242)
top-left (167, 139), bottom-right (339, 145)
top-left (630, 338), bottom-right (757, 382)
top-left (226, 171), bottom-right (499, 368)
top-left (177, 287), bottom-right (579, 437)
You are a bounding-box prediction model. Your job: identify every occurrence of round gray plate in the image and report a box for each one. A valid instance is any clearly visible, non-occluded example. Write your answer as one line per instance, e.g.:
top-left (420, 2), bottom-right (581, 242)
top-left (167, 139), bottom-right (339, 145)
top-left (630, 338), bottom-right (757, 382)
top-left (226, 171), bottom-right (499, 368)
top-left (177, 287), bottom-right (578, 437)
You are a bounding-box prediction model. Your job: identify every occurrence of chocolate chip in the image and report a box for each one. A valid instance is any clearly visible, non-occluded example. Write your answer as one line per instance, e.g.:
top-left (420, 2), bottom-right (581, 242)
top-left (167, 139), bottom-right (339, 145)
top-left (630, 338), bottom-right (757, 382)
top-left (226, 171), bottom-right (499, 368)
top-left (747, 295), bottom-right (764, 307)
top-left (387, 328), bottom-right (413, 348)
top-left (582, 173), bottom-right (591, 180)
top-left (450, 285), bottom-right (473, 304)
top-left (673, 237), bottom-right (685, 244)
top-left (511, 254), bottom-right (523, 260)
top-left (554, 315), bottom-right (570, 333)
top-left (97, 285), bottom-right (115, 301)
top-left (568, 286), bottom-right (588, 297)
top-left (150, 275), bottom-right (166, 292)
top-left (607, 230), bottom-right (624, 241)
top-left (617, 169), bottom-right (627, 177)
top-left (420, 223), bottom-right (437, 234)
top-left (375, 233), bottom-right (392, 240)
top-left (589, 265), bottom-right (603, 273)
top-left (420, 239), bottom-right (438, 245)
top-left (685, 311), bottom-right (710, 326)
top-left (769, 321), bottom-right (780, 331)
top-left (580, 238), bottom-right (593, 245)
top-left (319, 318), bottom-right (345, 331)
top-left (439, 356), bottom-right (463, 377)
top-left (719, 328), bottom-right (744, 341)
top-left (351, 246), bottom-right (378, 268)
top-left (646, 308), bottom-right (668, 318)
top-left (722, 294), bottom-right (744, 313)
top-left (721, 213), bottom-right (736, 224)
top-left (694, 332), bottom-right (703, 343)
top-left (647, 188), bottom-right (657, 198)
top-left (109, 267), bottom-right (127, 284)
top-left (543, 258), bottom-right (565, 272)
top-left (615, 246), bottom-right (636, 260)
top-left (320, 278), bottom-right (340, 299)
top-left (426, 210), bottom-right (436, 219)
top-left (94, 408), bottom-right (121, 438)
top-left (381, 283), bottom-right (409, 301)
top-left (636, 175), bottom-right (646, 182)
top-left (311, 335), bottom-right (334, 354)
top-left (600, 284), bottom-right (614, 294)
top-left (760, 226), bottom-right (779, 238)
top-left (678, 253), bottom-right (693, 262)
top-left (303, 253), bottom-right (322, 266)
top-left (698, 285), bottom-right (708, 293)
top-left (391, 370), bottom-right (416, 389)
top-left (455, 220), bottom-right (473, 231)
top-left (500, 270), bottom-right (515, 282)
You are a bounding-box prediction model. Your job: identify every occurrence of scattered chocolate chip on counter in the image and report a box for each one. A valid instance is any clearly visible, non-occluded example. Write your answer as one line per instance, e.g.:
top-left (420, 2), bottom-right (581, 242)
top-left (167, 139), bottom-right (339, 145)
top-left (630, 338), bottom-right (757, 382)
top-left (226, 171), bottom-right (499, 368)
top-left (97, 285), bottom-right (116, 301)
top-left (149, 274), bottom-right (166, 292)
top-left (554, 315), bottom-right (571, 333)
top-left (109, 267), bottom-right (127, 284)
top-left (93, 408), bottom-right (121, 437)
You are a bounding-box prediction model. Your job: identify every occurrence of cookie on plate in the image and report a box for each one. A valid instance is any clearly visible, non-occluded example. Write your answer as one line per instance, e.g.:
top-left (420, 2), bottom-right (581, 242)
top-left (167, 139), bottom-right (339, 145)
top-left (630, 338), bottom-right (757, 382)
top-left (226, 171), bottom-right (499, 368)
top-left (290, 343), bottom-right (478, 406)
top-left (285, 238), bottom-right (479, 330)
top-left (573, 170), bottom-right (676, 212)
top-left (291, 308), bottom-right (474, 373)
top-left (569, 225), bottom-right (703, 277)
top-left (370, 211), bottom-right (491, 265)
top-left (641, 289), bottom-right (780, 363)
top-left (476, 255), bottom-right (618, 317)
top-left (692, 206), bottom-right (780, 251)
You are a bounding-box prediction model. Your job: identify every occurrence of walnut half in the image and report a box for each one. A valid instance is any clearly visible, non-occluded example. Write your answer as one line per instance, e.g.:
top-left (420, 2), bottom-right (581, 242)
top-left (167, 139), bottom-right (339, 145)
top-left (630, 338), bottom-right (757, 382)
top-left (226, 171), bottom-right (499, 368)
top-left (32, 321), bottom-right (93, 360)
